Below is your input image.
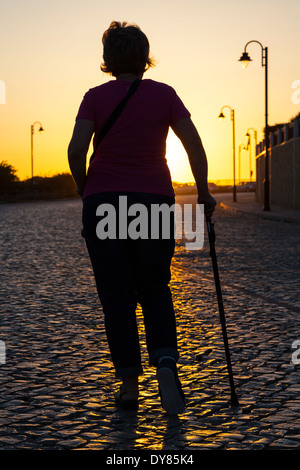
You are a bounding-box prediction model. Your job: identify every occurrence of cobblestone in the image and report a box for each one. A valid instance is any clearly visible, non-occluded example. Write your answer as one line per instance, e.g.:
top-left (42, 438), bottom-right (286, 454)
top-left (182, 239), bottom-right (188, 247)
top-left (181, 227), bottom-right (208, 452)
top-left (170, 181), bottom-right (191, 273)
top-left (0, 197), bottom-right (300, 450)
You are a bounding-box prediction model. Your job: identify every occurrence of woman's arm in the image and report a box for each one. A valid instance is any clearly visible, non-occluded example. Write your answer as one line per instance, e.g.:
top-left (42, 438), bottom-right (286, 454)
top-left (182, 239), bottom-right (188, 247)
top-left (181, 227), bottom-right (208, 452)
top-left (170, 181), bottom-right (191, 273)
top-left (171, 116), bottom-right (216, 216)
top-left (68, 119), bottom-right (95, 196)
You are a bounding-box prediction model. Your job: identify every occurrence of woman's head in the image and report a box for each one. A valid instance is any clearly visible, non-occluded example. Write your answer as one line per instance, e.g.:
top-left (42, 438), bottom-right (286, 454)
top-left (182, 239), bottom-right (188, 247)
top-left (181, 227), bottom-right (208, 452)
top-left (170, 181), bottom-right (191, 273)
top-left (101, 21), bottom-right (155, 77)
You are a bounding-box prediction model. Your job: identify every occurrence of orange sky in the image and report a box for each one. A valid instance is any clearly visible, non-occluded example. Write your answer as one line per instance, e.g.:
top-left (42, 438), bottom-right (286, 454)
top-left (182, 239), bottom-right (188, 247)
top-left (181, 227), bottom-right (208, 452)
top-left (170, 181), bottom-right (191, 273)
top-left (1, 0), bottom-right (299, 183)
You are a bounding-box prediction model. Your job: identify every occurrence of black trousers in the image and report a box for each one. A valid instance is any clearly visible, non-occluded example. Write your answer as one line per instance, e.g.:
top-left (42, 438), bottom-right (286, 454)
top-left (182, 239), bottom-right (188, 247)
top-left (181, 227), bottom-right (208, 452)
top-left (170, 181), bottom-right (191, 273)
top-left (82, 192), bottom-right (179, 377)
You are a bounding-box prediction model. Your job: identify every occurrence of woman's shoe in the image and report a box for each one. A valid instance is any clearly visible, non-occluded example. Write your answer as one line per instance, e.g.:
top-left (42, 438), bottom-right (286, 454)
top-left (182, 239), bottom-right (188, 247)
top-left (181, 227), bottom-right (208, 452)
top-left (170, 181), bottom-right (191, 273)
top-left (115, 385), bottom-right (139, 410)
top-left (157, 358), bottom-right (186, 415)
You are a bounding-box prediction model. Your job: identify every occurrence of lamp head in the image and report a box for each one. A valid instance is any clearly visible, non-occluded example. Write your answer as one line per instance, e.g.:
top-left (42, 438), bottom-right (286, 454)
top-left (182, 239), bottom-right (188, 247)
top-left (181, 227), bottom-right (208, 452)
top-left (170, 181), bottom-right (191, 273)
top-left (245, 132), bottom-right (250, 148)
top-left (239, 51), bottom-right (252, 68)
top-left (38, 126), bottom-right (44, 134)
top-left (218, 112), bottom-right (225, 120)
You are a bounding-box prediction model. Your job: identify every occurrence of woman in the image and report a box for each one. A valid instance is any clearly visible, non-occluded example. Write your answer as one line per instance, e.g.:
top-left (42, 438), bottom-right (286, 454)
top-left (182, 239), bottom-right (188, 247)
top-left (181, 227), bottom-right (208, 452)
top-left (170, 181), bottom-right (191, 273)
top-left (68, 21), bottom-right (216, 415)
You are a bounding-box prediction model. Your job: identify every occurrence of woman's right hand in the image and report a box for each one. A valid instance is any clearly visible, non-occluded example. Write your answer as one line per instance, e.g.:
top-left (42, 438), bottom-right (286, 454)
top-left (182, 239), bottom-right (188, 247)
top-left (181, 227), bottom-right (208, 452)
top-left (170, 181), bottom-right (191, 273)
top-left (198, 193), bottom-right (216, 217)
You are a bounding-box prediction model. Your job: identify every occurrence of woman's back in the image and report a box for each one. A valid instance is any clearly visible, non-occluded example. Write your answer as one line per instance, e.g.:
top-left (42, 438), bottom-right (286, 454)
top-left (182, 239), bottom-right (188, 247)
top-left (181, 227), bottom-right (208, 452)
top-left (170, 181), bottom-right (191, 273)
top-left (76, 79), bottom-right (190, 199)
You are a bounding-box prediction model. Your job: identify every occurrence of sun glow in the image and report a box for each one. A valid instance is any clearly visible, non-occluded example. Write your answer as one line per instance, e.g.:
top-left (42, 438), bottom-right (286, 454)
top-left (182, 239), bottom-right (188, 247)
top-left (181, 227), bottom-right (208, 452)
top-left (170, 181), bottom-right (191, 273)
top-left (166, 130), bottom-right (194, 183)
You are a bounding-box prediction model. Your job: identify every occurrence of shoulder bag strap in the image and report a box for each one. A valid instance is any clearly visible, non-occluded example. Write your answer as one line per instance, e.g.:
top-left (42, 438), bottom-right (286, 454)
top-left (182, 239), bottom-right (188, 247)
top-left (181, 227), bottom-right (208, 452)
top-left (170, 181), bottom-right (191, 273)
top-left (90, 78), bottom-right (141, 163)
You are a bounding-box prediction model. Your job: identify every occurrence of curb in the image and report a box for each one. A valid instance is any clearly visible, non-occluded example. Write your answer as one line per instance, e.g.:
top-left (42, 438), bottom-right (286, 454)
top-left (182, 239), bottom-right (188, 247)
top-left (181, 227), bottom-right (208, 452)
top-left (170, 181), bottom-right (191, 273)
top-left (220, 202), bottom-right (300, 224)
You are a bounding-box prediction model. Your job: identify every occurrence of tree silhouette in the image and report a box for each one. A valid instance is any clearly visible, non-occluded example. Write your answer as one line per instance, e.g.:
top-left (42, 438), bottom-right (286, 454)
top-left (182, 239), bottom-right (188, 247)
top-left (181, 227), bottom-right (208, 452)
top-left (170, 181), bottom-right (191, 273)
top-left (0, 161), bottom-right (19, 190)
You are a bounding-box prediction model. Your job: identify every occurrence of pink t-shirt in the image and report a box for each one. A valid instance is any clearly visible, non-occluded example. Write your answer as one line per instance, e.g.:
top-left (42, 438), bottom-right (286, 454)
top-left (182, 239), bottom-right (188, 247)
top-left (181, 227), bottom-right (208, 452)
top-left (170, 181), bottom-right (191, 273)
top-left (75, 79), bottom-right (190, 199)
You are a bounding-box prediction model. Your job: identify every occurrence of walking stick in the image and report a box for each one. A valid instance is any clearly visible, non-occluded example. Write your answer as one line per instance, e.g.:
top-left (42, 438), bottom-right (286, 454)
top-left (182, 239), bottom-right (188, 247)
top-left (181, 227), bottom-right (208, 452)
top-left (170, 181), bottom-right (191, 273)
top-left (206, 215), bottom-right (239, 407)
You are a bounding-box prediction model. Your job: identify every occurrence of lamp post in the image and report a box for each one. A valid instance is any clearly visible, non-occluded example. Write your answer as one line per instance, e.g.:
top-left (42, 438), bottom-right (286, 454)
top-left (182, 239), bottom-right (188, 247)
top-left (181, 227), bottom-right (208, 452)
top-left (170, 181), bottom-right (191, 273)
top-left (239, 41), bottom-right (270, 211)
top-left (238, 144), bottom-right (246, 184)
top-left (218, 105), bottom-right (236, 202)
top-left (245, 128), bottom-right (257, 181)
top-left (31, 121), bottom-right (44, 190)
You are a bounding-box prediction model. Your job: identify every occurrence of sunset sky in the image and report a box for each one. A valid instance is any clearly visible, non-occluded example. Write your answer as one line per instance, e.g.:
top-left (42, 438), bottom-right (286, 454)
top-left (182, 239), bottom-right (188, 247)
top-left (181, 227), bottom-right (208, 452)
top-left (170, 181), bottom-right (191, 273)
top-left (1, 0), bottom-right (299, 183)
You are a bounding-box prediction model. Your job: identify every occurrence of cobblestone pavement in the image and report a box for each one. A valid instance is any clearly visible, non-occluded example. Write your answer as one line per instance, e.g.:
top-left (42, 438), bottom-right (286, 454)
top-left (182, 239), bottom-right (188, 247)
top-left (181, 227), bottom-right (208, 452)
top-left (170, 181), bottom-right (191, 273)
top-left (0, 196), bottom-right (300, 450)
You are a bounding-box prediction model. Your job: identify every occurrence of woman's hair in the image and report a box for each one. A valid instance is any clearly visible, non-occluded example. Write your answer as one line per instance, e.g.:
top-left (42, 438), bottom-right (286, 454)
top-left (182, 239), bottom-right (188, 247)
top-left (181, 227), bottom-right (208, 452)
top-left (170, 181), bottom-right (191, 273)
top-left (101, 21), bottom-right (155, 77)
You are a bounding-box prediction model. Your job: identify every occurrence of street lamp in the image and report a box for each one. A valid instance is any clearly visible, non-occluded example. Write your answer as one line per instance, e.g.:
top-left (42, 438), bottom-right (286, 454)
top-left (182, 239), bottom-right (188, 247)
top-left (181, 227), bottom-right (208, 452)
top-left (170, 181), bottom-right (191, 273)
top-left (218, 105), bottom-right (236, 202)
top-left (245, 128), bottom-right (257, 182)
top-left (239, 41), bottom-right (270, 211)
top-left (31, 121), bottom-right (44, 190)
top-left (238, 144), bottom-right (246, 184)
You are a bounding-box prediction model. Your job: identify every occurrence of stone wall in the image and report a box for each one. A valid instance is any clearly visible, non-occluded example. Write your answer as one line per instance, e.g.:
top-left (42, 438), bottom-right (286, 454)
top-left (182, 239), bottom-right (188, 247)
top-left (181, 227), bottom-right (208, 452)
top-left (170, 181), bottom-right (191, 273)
top-left (256, 119), bottom-right (300, 209)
